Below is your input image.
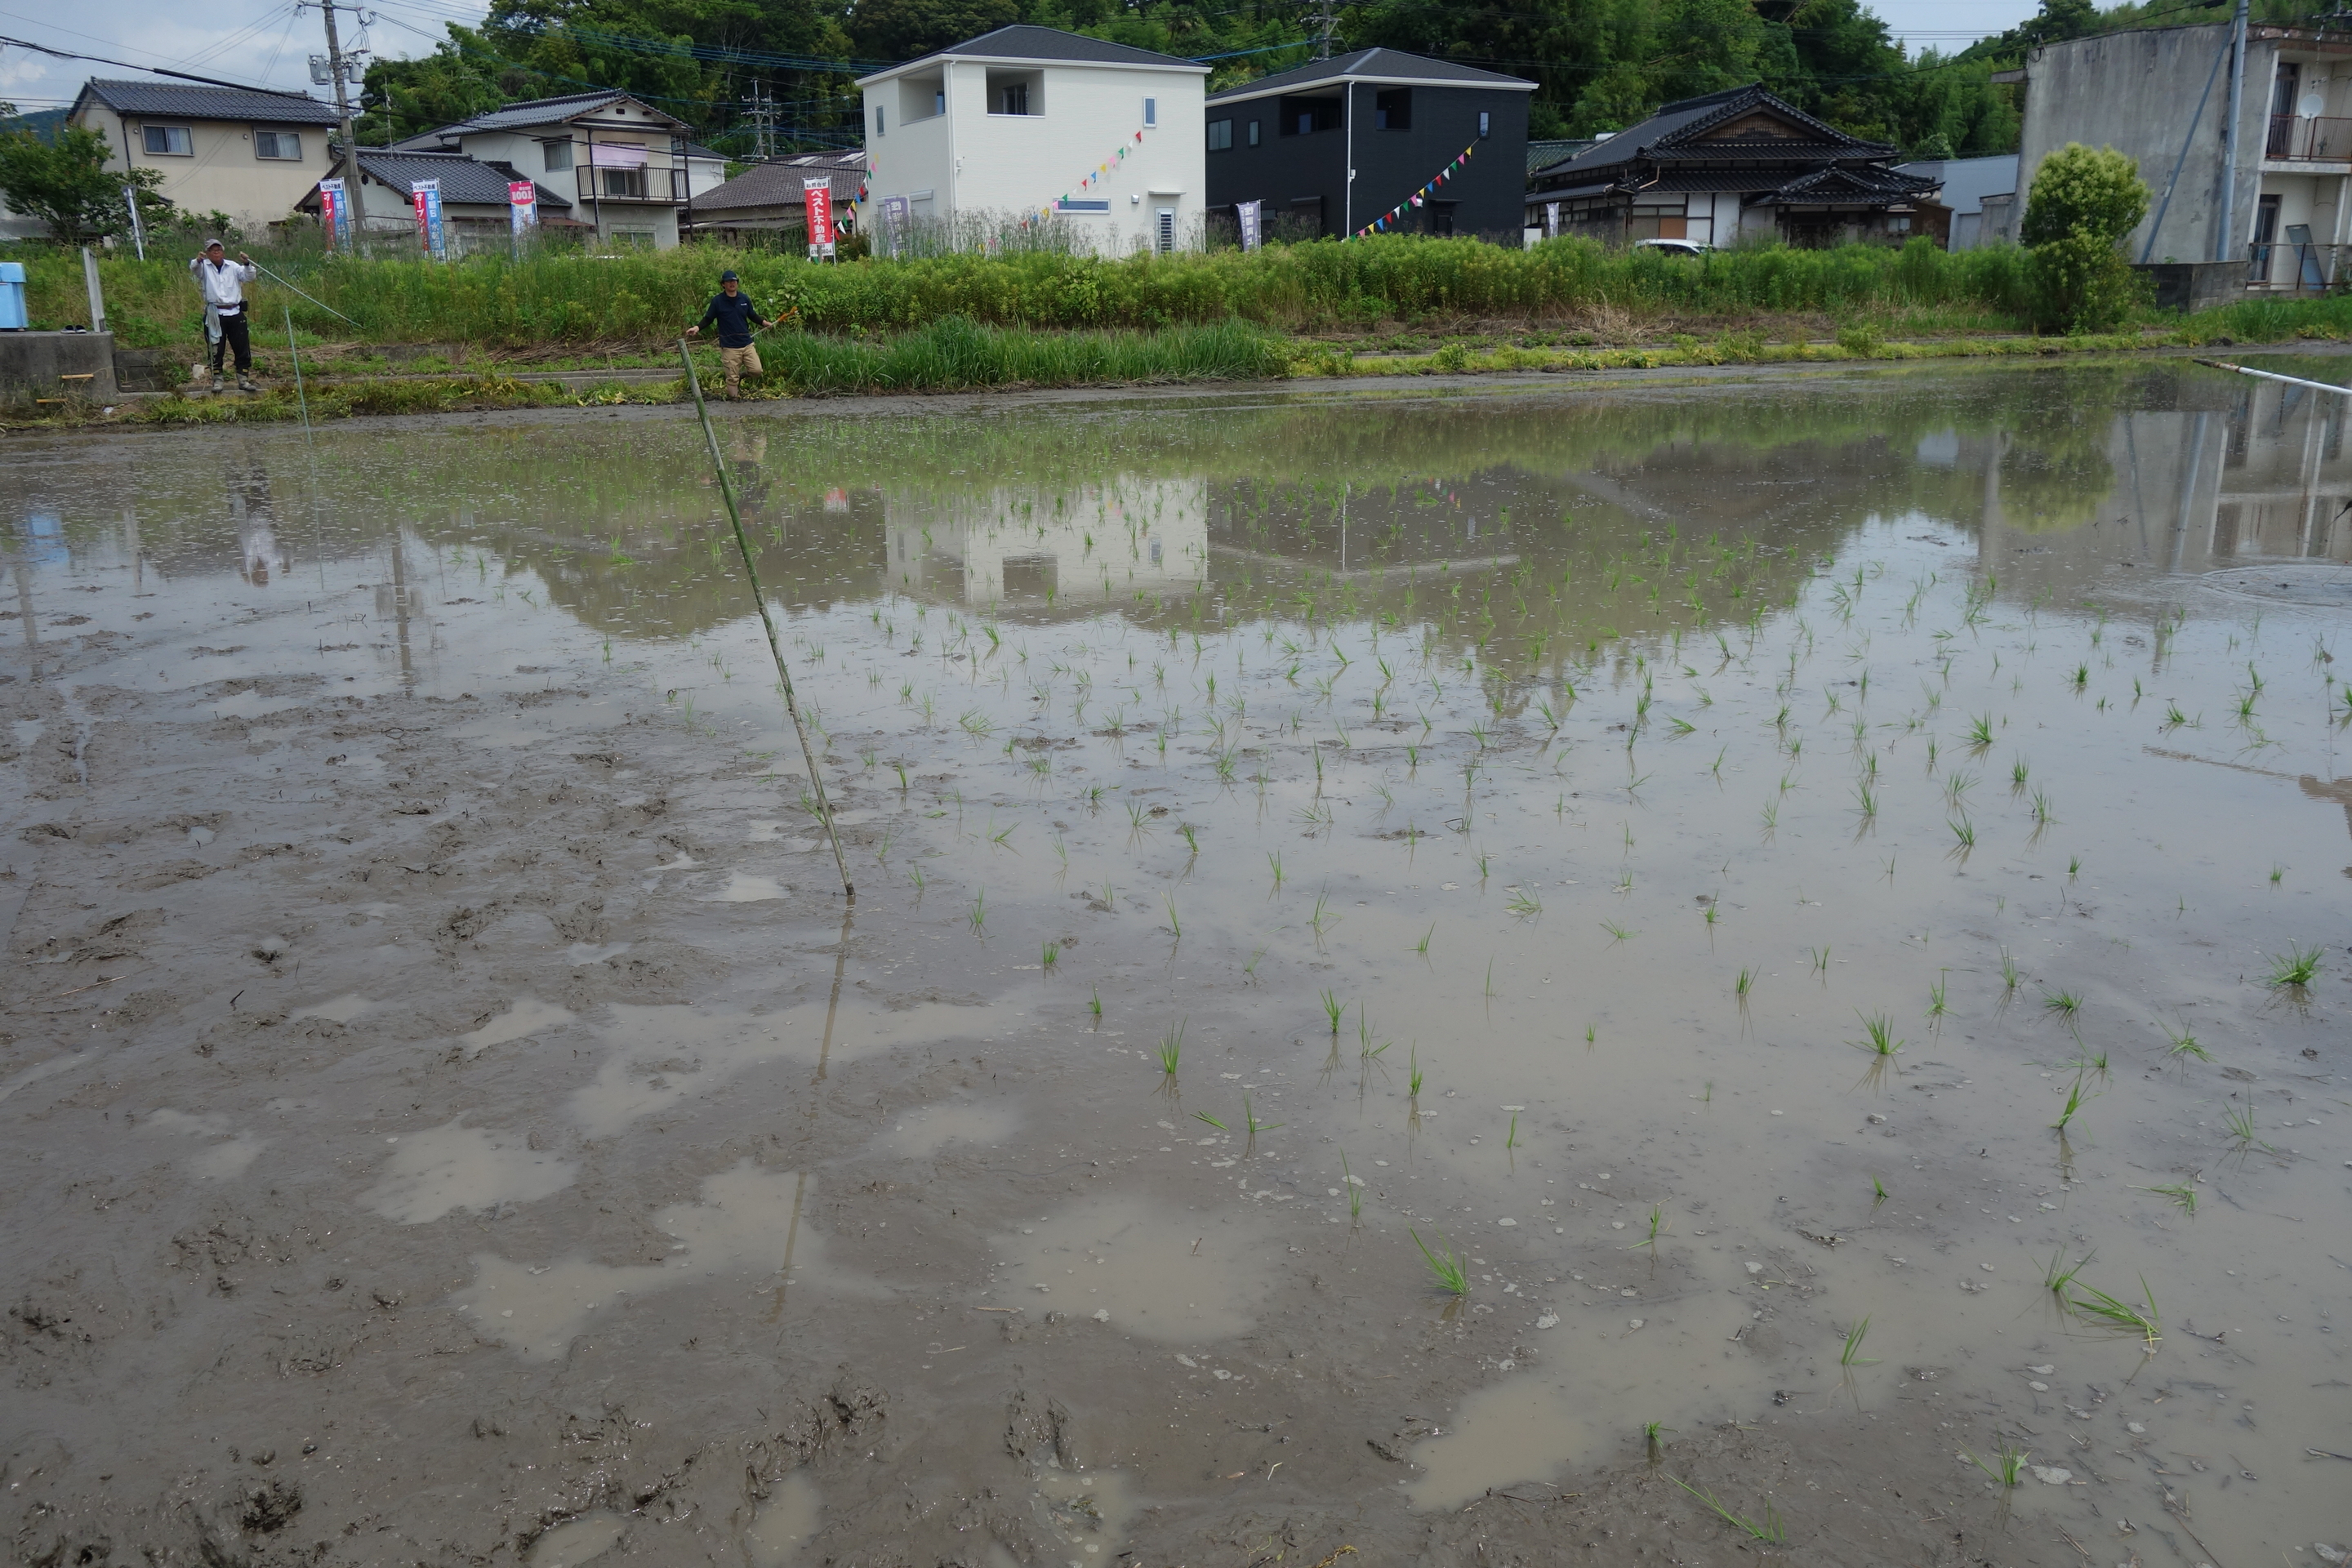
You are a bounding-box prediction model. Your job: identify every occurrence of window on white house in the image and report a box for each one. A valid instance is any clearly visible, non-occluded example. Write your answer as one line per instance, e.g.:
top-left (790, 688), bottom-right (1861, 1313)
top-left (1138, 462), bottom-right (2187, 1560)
top-left (1207, 118), bottom-right (1232, 151)
top-left (1144, 97), bottom-right (1156, 127)
top-left (875, 105), bottom-right (885, 136)
top-left (142, 124), bottom-right (193, 155)
top-left (253, 130), bottom-right (302, 160)
top-left (544, 139), bottom-right (573, 172)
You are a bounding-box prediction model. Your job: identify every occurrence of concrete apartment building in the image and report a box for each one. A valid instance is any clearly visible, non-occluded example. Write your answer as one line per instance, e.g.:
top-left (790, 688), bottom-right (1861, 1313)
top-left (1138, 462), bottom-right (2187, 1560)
top-left (70, 80), bottom-right (342, 234)
top-left (858, 25), bottom-right (1208, 255)
top-left (2016, 21), bottom-right (2352, 290)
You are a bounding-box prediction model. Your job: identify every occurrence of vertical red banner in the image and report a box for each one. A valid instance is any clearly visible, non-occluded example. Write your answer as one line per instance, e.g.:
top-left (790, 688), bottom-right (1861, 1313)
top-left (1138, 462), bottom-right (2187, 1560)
top-left (804, 178), bottom-right (835, 257)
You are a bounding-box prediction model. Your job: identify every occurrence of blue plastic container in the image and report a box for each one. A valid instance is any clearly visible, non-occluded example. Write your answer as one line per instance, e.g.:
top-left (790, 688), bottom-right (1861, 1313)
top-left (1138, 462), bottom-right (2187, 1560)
top-left (0, 261), bottom-right (26, 329)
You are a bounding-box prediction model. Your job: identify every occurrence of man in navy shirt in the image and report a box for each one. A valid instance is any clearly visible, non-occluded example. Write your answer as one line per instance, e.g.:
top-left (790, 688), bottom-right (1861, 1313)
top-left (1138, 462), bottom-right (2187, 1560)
top-left (687, 270), bottom-right (782, 399)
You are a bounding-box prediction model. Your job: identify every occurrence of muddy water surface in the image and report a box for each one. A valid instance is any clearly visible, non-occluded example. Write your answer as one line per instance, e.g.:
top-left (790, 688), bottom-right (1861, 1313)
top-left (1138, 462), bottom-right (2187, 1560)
top-left (2, 359), bottom-right (2347, 1566)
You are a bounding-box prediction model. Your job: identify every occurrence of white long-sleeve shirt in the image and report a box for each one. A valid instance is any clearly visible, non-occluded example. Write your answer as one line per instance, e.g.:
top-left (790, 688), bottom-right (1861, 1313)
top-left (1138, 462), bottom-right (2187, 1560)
top-left (190, 256), bottom-right (259, 312)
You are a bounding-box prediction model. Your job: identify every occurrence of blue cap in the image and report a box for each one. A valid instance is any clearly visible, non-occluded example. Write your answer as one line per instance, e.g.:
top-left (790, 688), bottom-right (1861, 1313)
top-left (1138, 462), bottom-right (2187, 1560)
top-left (719, 270), bottom-right (739, 282)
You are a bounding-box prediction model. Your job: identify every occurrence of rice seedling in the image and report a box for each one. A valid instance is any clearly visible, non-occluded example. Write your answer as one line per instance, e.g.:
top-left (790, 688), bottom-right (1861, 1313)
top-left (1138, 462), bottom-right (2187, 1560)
top-left (2132, 1181), bottom-right (2198, 1215)
top-left (1414, 923), bottom-right (1435, 958)
top-left (2042, 1246), bottom-right (2095, 1300)
top-left (1963, 1442), bottom-right (2030, 1486)
top-left (1089, 986), bottom-right (1102, 1022)
top-left (2071, 1276), bottom-right (2162, 1351)
top-left (1156, 1019), bottom-right (1185, 1076)
top-left (908, 864), bottom-right (927, 895)
top-left (1759, 799), bottom-right (1779, 831)
top-left (1178, 822), bottom-right (1200, 858)
top-left (1339, 1151), bottom-right (1364, 1222)
top-left (2011, 757), bottom-right (2029, 786)
top-left (1310, 892), bottom-right (1339, 938)
top-left (2270, 862), bottom-right (2284, 885)
top-left (1162, 893), bottom-right (1182, 941)
top-left (1871, 1175), bottom-right (1889, 1206)
top-left (1703, 902), bottom-right (1721, 931)
top-left (1243, 1092), bottom-right (1282, 1135)
top-left (2068, 856), bottom-right (2082, 879)
top-left (1735, 967), bottom-right (1757, 1001)
top-left (1948, 816), bottom-right (1976, 849)
top-left (1666, 1477), bottom-right (1785, 1545)
top-left (2161, 1019), bottom-right (2209, 1063)
top-left (968, 888), bottom-right (987, 935)
top-left (1624, 1204), bottom-right (1668, 1254)
top-left (2267, 942), bottom-right (2323, 987)
top-left (2072, 662), bottom-right (2089, 688)
top-left (1966, 712), bottom-right (1994, 746)
top-left (2221, 1105), bottom-right (2272, 1152)
top-left (1927, 973), bottom-right (1949, 1030)
top-left (1838, 1316), bottom-right (1879, 1366)
top-left (1854, 782), bottom-right (1878, 819)
top-left (1642, 1421), bottom-right (1673, 1462)
top-left (2051, 1074), bottom-right (2092, 1132)
top-left (1810, 945), bottom-right (1832, 975)
top-left (1267, 850), bottom-right (1284, 891)
top-left (1851, 1012), bottom-right (1904, 1058)
top-left (1485, 958), bottom-right (1499, 998)
top-left (1320, 989), bottom-right (1346, 1035)
top-left (1041, 941), bottom-right (1060, 969)
top-left (1410, 1229), bottom-right (1471, 1296)
top-left (1601, 920), bottom-right (1635, 942)
top-left (1999, 947), bottom-right (2020, 992)
top-left (1192, 1108), bottom-right (1227, 1130)
top-left (1504, 1112), bottom-right (1520, 1152)
top-left (1506, 886), bottom-right (1544, 918)
top-left (1408, 1047), bottom-right (1424, 1098)
top-left (2042, 989), bottom-right (2082, 1022)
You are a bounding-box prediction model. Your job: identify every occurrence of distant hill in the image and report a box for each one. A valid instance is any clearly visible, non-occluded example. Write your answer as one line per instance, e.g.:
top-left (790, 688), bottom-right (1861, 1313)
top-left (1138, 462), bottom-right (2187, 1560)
top-left (2, 106), bottom-right (72, 143)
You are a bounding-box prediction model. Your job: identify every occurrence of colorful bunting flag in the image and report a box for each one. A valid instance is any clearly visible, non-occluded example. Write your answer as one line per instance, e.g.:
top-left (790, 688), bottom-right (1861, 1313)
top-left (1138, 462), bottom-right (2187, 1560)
top-left (1352, 141), bottom-right (1481, 238)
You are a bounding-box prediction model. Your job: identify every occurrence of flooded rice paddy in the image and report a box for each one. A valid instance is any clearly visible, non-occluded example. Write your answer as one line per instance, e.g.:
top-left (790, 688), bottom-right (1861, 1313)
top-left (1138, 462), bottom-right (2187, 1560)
top-left (2, 358), bottom-right (2347, 1566)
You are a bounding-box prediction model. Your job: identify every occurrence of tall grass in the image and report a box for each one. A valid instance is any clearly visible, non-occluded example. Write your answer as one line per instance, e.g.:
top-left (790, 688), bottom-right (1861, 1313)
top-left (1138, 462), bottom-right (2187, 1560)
top-left (35, 235), bottom-right (2060, 348)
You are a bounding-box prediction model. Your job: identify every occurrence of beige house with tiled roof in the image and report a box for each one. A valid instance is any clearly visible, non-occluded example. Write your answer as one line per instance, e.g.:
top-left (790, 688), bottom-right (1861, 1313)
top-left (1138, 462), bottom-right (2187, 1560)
top-left (71, 78), bottom-right (343, 234)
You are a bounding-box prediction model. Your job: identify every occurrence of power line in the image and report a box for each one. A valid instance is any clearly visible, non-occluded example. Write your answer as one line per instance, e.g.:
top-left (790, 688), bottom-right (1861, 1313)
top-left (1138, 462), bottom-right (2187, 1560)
top-left (0, 29), bottom-right (323, 97)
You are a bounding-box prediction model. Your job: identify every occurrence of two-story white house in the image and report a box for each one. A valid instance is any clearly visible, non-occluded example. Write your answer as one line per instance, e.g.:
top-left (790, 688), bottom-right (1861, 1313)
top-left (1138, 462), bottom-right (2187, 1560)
top-left (857, 25), bottom-right (1208, 256)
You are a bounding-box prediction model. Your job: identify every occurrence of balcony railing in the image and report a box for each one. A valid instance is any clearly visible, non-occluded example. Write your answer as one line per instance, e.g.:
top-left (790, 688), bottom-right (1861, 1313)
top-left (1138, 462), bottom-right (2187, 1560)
top-left (572, 165), bottom-right (689, 205)
top-left (2247, 238), bottom-right (2350, 289)
top-left (2265, 114), bottom-right (2352, 160)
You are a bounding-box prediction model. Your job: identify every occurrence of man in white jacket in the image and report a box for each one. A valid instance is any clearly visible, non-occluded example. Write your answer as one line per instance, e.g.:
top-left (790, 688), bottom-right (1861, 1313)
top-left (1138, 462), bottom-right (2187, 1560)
top-left (190, 239), bottom-right (261, 394)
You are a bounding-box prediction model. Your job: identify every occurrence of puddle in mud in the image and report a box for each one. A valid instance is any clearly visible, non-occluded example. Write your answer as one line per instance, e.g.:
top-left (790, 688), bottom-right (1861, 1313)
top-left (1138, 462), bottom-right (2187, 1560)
top-left (457, 1159), bottom-right (874, 1360)
top-left (742, 1471), bottom-right (821, 1566)
top-left (362, 1119), bottom-right (580, 1223)
top-left (526, 1514), bottom-right (627, 1566)
top-left (990, 1196), bottom-right (1280, 1341)
top-left (884, 1100), bottom-right (1019, 1159)
top-left (6, 359), bottom-right (2350, 1561)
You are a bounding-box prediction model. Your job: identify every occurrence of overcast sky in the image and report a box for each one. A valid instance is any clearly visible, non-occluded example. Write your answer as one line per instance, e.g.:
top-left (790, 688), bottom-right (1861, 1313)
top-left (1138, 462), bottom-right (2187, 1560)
top-left (1, 0), bottom-right (2045, 116)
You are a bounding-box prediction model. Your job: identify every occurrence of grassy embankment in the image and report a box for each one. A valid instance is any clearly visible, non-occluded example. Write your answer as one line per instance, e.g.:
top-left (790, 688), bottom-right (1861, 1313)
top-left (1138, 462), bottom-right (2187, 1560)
top-left (11, 236), bottom-right (2352, 423)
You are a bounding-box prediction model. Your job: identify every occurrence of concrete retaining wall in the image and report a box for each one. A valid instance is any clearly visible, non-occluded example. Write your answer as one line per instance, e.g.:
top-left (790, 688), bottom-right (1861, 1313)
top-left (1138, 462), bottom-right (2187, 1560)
top-left (0, 331), bottom-right (119, 406)
top-left (2134, 260), bottom-right (2249, 313)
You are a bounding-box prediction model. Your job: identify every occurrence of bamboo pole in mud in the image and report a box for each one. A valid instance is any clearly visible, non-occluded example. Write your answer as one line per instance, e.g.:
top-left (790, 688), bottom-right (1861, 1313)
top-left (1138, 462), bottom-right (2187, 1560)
top-left (676, 338), bottom-right (854, 898)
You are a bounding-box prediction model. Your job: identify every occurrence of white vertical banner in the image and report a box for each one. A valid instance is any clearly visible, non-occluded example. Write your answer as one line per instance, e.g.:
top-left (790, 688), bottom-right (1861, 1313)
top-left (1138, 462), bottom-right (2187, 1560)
top-left (1546, 202), bottom-right (1561, 239)
top-left (1236, 199), bottom-right (1262, 252)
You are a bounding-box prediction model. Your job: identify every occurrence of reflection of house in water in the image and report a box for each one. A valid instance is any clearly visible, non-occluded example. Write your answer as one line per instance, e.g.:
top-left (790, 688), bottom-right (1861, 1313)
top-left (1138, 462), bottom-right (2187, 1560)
top-left (1967, 373), bottom-right (2352, 586)
top-left (884, 477), bottom-right (1208, 609)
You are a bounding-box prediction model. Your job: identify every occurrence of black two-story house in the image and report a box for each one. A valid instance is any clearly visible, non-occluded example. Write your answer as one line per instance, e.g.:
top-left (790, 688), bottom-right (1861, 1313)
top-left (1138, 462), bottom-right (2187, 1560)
top-left (1204, 49), bottom-right (1535, 240)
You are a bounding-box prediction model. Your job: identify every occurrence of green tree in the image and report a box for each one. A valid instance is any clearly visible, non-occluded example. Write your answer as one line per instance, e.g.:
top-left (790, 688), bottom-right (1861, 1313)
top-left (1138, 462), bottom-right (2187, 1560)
top-left (2020, 140), bottom-right (2148, 245)
top-left (0, 123), bottom-right (164, 243)
top-left (2020, 142), bottom-right (2150, 331)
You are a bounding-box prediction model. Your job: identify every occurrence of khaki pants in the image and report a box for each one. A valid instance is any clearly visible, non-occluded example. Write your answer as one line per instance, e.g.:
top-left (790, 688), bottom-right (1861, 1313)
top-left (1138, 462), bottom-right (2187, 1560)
top-left (719, 343), bottom-right (762, 396)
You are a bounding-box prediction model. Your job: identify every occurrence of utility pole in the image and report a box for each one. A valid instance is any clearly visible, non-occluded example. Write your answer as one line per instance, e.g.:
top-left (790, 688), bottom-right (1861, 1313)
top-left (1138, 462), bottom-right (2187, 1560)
top-left (2217, 0), bottom-right (2249, 265)
top-left (303, 2), bottom-right (370, 250)
top-left (1313, 0), bottom-right (1336, 59)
